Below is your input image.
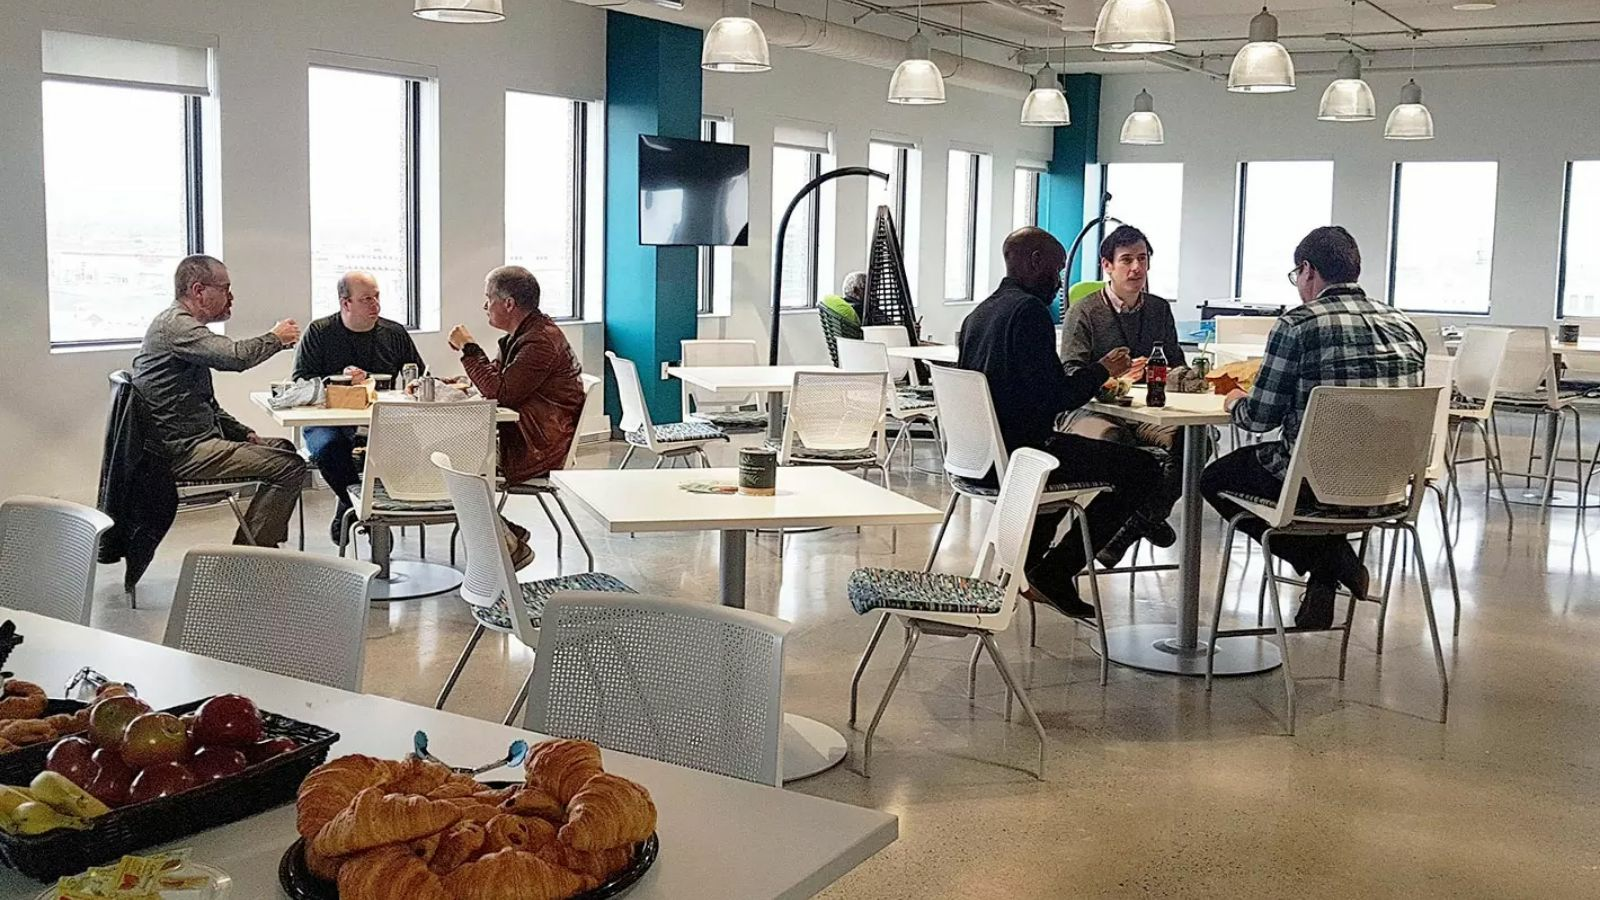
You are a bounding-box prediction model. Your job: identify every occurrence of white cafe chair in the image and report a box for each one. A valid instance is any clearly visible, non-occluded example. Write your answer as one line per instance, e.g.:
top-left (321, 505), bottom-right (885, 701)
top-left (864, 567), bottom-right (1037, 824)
top-left (497, 373), bottom-right (603, 573)
top-left (434, 453), bottom-right (634, 726)
top-left (608, 351), bottom-right (728, 469)
top-left (0, 496), bottom-right (114, 626)
top-left (680, 339), bottom-right (769, 434)
top-left (774, 370), bottom-right (890, 484)
top-left (525, 591), bottom-right (791, 786)
top-left (845, 447), bottom-right (1058, 778)
top-left (1446, 327), bottom-right (1514, 522)
top-left (163, 546), bottom-right (377, 691)
top-left (835, 338), bottom-right (938, 475)
top-left (1491, 326), bottom-right (1586, 508)
top-left (1205, 386), bottom-right (1448, 735)
top-left (1214, 316), bottom-right (1277, 345)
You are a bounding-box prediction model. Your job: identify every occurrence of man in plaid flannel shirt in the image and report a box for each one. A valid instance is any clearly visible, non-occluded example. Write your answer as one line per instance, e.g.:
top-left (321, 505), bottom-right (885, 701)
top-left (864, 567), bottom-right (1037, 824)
top-left (1200, 226), bottom-right (1426, 629)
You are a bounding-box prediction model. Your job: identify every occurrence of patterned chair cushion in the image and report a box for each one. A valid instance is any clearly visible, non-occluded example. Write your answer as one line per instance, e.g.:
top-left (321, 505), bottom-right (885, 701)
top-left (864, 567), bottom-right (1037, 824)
top-left (893, 390), bottom-right (937, 416)
top-left (1220, 491), bottom-right (1410, 521)
top-left (471, 571), bottom-right (635, 632)
top-left (948, 475), bottom-right (1113, 498)
top-left (350, 480), bottom-right (454, 513)
top-left (848, 567), bottom-right (1003, 616)
top-left (763, 437), bottom-right (879, 464)
top-left (501, 476), bottom-right (555, 495)
top-left (626, 422), bottom-right (730, 447)
top-left (688, 409), bottom-right (770, 433)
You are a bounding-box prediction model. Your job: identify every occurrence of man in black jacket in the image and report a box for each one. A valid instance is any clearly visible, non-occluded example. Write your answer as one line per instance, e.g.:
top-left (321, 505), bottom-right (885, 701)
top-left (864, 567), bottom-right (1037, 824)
top-left (958, 227), bottom-right (1160, 618)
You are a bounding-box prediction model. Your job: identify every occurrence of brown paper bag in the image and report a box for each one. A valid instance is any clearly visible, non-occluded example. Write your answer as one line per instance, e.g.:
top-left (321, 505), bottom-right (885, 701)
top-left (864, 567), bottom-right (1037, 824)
top-left (325, 384), bottom-right (372, 410)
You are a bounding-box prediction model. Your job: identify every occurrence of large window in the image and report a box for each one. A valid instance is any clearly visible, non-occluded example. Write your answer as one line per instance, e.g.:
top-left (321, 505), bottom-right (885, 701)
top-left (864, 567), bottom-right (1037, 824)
top-left (699, 117), bottom-right (734, 316)
top-left (309, 66), bottom-right (428, 328)
top-left (867, 140), bottom-right (921, 299)
top-left (1099, 162), bottom-right (1183, 298)
top-left (42, 32), bottom-right (212, 347)
top-left (1013, 165), bottom-right (1043, 230)
top-left (772, 128), bottom-right (835, 310)
top-left (1234, 160), bottom-right (1334, 305)
top-left (1388, 161), bottom-right (1498, 314)
top-left (944, 149), bottom-right (993, 303)
top-left (506, 91), bottom-right (600, 321)
top-left (1558, 161), bottom-right (1600, 318)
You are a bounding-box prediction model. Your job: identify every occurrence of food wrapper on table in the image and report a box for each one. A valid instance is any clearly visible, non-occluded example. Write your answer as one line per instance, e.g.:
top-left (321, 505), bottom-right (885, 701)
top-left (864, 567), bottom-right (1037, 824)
top-left (48, 849), bottom-right (222, 899)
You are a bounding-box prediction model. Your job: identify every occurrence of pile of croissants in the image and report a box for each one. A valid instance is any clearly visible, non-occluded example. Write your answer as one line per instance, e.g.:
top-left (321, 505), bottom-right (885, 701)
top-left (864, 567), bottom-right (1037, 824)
top-left (295, 739), bottom-right (657, 900)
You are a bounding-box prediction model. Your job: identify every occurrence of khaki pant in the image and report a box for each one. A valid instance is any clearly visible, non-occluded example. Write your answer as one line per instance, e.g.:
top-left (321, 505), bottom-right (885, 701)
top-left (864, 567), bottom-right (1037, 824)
top-left (1065, 411), bottom-right (1186, 521)
top-left (170, 437), bottom-right (306, 547)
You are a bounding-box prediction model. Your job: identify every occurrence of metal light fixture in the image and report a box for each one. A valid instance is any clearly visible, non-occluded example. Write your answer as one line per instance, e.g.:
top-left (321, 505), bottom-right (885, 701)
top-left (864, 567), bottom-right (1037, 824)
top-left (1020, 62), bottom-right (1070, 125)
top-left (702, 0), bottom-right (771, 73)
top-left (1228, 7), bottom-right (1295, 93)
top-left (1093, 0), bottom-right (1176, 54)
top-left (1120, 88), bottom-right (1164, 144)
top-left (1385, 79), bottom-right (1434, 140)
top-left (888, 31), bottom-right (945, 104)
top-left (413, 0), bottom-right (505, 23)
top-left (1317, 51), bottom-right (1375, 121)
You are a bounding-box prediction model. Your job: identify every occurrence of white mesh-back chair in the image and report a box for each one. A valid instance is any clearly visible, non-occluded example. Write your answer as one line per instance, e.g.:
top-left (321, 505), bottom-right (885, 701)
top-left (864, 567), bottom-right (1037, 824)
top-left (498, 374), bottom-right (602, 573)
top-left (608, 351), bottom-right (727, 469)
top-left (776, 370), bottom-right (890, 484)
top-left (922, 366), bottom-right (1113, 672)
top-left (836, 338), bottom-right (938, 475)
top-left (1491, 326), bottom-right (1585, 508)
top-left (337, 399), bottom-right (497, 559)
top-left (860, 325), bottom-right (915, 385)
top-left (524, 592), bottom-right (791, 786)
top-left (1447, 327), bottom-right (1514, 520)
top-left (0, 496), bottom-right (113, 626)
top-left (433, 453), bottom-right (634, 725)
top-left (845, 448), bottom-right (1057, 777)
top-left (1204, 386), bottom-right (1448, 735)
top-left (164, 546), bottom-right (377, 691)
top-left (1214, 316), bottom-right (1277, 345)
top-left (679, 340), bottom-right (768, 434)
top-left (1408, 315), bottom-right (1447, 355)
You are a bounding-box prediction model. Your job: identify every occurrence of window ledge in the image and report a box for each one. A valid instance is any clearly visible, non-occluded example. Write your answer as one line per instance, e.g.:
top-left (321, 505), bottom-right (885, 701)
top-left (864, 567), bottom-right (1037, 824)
top-left (780, 306), bottom-right (820, 315)
top-left (943, 299), bottom-right (979, 307)
top-left (698, 310), bottom-right (732, 319)
top-left (50, 341), bottom-right (141, 356)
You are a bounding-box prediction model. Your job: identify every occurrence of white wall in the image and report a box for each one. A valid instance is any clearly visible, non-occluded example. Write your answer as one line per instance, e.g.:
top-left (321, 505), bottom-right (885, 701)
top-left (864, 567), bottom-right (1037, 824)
top-left (0, 0), bottom-right (608, 502)
top-left (698, 45), bottom-right (1055, 360)
top-left (1096, 65), bottom-right (1600, 336)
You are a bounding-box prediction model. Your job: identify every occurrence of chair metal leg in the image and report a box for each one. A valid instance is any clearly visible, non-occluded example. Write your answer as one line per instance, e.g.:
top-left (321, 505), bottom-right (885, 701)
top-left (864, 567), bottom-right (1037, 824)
top-left (449, 524), bottom-right (459, 567)
top-left (1260, 531), bottom-right (1297, 735)
top-left (966, 638), bottom-right (982, 700)
top-left (1204, 517), bottom-right (1241, 690)
top-left (297, 494), bottom-right (306, 551)
top-left (923, 492), bottom-right (961, 573)
top-left (1475, 419), bottom-right (1514, 524)
top-left (226, 494), bottom-right (259, 546)
top-left (861, 622), bottom-right (921, 777)
top-left (435, 624), bottom-right (485, 710)
top-left (337, 507), bottom-right (359, 558)
top-left (848, 612), bottom-right (892, 727)
top-left (618, 445), bottom-right (636, 470)
top-left (1337, 532), bottom-right (1369, 681)
top-left (502, 668), bottom-right (534, 726)
top-left (1027, 586), bottom-right (1038, 649)
top-left (1406, 523), bottom-right (1450, 723)
top-left (550, 492), bottom-right (596, 572)
top-left (419, 523), bottom-right (427, 559)
top-left (696, 446), bottom-right (713, 468)
top-left (979, 633), bottom-right (1048, 780)
top-left (534, 494), bottom-right (563, 574)
top-left (1427, 481), bottom-right (1463, 637)
top-left (652, 457), bottom-right (664, 470)
top-left (1072, 503), bottom-right (1110, 687)
top-left (1376, 526), bottom-right (1403, 655)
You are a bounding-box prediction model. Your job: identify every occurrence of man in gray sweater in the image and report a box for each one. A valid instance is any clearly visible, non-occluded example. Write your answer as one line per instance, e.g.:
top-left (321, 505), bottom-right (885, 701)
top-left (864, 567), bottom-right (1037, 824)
top-left (1059, 225), bottom-right (1186, 564)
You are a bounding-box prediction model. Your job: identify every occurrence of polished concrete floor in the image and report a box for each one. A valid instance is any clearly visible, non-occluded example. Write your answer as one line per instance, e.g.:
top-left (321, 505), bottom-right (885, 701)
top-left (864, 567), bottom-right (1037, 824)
top-left (84, 436), bottom-right (1600, 898)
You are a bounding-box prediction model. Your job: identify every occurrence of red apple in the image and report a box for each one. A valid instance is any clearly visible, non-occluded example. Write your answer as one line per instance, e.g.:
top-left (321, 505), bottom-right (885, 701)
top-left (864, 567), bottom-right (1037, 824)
top-left (128, 762), bottom-right (198, 805)
top-left (85, 748), bottom-right (136, 807)
top-left (87, 695), bottom-right (152, 748)
top-left (192, 695), bottom-right (263, 748)
top-left (121, 713), bottom-right (191, 769)
top-left (243, 737), bottom-right (298, 764)
top-left (188, 746), bottom-right (248, 781)
top-left (45, 737), bottom-right (98, 784)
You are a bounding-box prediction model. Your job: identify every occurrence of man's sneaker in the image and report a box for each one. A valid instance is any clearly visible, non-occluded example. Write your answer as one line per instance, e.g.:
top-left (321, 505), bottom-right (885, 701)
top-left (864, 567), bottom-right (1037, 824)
top-left (1022, 585), bottom-right (1097, 620)
top-left (1294, 580), bottom-right (1337, 629)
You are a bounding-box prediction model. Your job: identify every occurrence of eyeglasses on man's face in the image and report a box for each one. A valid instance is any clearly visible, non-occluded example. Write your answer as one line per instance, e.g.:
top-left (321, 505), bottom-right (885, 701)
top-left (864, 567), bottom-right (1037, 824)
top-left (1286, 265), bottom-right (1303, 287)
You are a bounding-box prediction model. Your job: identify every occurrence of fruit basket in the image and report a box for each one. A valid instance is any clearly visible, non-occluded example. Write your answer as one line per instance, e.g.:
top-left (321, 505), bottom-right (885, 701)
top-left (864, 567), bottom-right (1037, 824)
top-left (0, 698), bottom-right (337, 881)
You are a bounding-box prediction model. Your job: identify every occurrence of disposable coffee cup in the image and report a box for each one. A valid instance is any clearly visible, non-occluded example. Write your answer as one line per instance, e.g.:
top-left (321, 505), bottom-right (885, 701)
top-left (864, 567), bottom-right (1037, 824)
top-left (739, 447), bottom-right (778, 496)
top-left (1559, 323), bottom-right (1581, 344)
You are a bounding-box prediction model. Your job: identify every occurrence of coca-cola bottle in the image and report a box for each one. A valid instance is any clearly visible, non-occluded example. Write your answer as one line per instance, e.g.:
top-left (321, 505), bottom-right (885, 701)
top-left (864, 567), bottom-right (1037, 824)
top-left (1146, 343), bottom-right (1168, 408)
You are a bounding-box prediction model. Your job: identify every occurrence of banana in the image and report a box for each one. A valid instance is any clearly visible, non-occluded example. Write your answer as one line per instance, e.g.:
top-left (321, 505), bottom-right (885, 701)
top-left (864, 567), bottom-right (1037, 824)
top-left (29, 771), bottom-right (110, 819)
top-left (0, 786), bottom-right (35, 818)
top-left (7, 800), bottom-right (90, 835)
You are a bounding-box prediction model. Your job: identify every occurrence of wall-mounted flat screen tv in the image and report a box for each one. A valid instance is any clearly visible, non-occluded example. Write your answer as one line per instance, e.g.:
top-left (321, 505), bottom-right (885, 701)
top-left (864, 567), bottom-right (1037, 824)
top-left (639, 135), bottom-right (750, 247)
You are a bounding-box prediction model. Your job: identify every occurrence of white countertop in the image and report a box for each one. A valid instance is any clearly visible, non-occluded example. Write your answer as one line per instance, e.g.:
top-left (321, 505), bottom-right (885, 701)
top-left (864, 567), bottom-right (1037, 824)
top-left (666, 366), bottom-right (833, 394)
top-left (885, 345), bottom-right (957, 364)
top-left (551, 466), bottom-right (944, 533)
top-left (0, 610), bottom-right (896, 899)
top-left (1087, 386), bottom-right (1234, 427)
top-left (248, 391), bottom-right (520, 428)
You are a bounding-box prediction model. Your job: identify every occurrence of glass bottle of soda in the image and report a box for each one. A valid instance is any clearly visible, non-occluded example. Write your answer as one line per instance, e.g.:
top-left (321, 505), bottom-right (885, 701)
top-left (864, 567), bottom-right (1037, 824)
top-left (1146, 343), bottom-right (1168, 408)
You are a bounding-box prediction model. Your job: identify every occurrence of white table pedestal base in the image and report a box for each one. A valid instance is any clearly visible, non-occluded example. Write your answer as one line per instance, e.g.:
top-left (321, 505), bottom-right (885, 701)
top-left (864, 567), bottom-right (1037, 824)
top-left (1099, 623), bottom-right (1282, 676)
top-left (782, 713), bottom-right (848, 782)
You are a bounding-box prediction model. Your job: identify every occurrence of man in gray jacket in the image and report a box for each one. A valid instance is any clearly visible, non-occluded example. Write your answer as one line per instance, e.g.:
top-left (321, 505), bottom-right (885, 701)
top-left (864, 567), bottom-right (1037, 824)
top-left (1059, 225), bottom-right (1186, 564)
top-left (131, 255), bottom-right (304, 546)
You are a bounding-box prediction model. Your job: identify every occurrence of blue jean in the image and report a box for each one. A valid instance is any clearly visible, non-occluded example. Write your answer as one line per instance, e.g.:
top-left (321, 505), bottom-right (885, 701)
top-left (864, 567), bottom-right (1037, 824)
top-left (303, 426), bottom-right (360, 505)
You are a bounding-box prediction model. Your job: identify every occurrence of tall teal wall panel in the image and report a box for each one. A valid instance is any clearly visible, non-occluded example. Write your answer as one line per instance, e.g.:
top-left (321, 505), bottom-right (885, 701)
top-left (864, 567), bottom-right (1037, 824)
top-left (1039, 73), bottom-right (1101, 321)
top-left (604, 12), bottom-right (702, 426)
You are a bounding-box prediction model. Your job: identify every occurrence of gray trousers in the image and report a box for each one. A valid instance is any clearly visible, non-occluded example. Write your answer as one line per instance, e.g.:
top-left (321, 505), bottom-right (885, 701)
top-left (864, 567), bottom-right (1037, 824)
top-left (170, 437), bottom-right (306, 547)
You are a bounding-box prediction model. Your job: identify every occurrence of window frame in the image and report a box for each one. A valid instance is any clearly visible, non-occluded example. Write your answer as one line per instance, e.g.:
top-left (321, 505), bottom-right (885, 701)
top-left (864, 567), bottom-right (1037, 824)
top-left (944, 149), bottom-right (989, 304)
top-left (1013, 164), bottom-right (1042, 231)
top-left (1231, 159), bottom-right (1335, 303)
top-left (698, 116), bottom-right (734, 316)
top-left (1386, 160), bottom-right (1499, 316)
top-left (43, 84), bottom-right (209, 350)
top-left (773, 142), bottom-right (826, 310)
top-left (1554, 160), bottom-right (1600, 321)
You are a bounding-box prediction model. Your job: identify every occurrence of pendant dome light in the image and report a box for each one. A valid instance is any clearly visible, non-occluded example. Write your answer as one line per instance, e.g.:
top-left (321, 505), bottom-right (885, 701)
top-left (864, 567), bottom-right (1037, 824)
top-left (1020, 62), bottom-right (1070, 125)
top-left (702, 0), bottom-right (771, 73)
top-left (1093, 0), bottom-right (1176, 54)
top-left (1120, 88), bottom-right (1164, 144)
top-left (413, 0), bottom-right (504, 23)
top-left (888, 5), bottom-right (946, 107)
top-left (1228, 7), bottom-right (1295, 93)
top-left (1383, 80), bottom-right (1434, 139)
top-left (1317, 51), bottom-right (1375, 121)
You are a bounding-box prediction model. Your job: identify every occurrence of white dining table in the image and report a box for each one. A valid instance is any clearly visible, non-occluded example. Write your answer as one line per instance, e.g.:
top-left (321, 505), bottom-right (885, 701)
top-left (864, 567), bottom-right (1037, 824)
top-left (665, 366), bottom-right (832, 441)
top-left (1085, 388), bottom-right (1283, 677)
top-left (885, 344), bottom-right (957, 365)
top-left (549, 466), bottom-right (944, 782)
top-left (247, 391), bottom-right (520, 601)
top-left (0, 609), bottom-right (897, 899)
